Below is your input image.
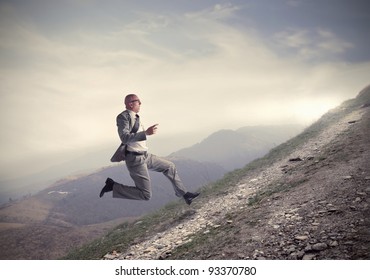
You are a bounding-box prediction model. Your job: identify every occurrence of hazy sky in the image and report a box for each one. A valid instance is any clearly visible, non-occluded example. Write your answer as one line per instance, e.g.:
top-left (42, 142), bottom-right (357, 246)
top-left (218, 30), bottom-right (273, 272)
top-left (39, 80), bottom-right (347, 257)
top-left (1, 0), bottom-right (370, 179)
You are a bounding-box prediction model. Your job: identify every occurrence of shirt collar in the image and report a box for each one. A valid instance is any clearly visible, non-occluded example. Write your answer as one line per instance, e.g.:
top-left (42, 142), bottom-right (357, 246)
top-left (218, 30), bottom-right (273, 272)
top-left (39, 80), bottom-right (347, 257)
top-left (127, 110), bottom-right (138, 118)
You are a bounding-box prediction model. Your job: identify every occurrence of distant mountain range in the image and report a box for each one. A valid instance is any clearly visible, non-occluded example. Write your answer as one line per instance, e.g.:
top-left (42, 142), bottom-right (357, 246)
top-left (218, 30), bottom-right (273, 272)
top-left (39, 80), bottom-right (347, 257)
top-left (171, 124), bottom-right (304, 171)
top-left (0, 122), bottom-right (304, 259)
top-left (0, 147), bottom-right (114, 205)
top-left (0, 124), bottom-right (303, 205)
top-left (1, 123), bottom-right (304, 224)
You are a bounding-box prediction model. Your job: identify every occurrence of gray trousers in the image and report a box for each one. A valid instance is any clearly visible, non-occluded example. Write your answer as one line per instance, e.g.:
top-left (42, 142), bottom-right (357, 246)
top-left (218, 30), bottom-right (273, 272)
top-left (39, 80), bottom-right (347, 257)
top-left (112, 153), bottom-right (187, 200)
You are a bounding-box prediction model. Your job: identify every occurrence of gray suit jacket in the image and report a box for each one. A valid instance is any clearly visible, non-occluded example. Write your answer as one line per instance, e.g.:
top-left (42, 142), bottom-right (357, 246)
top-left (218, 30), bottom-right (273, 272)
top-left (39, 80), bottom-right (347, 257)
top-left (110, 110), bottom-right (147, 162)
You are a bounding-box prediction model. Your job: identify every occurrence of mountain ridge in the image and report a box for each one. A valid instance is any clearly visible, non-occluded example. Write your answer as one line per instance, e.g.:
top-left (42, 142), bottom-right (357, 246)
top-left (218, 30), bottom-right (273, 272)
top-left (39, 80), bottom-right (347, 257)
top-left (170, 124), bottom-right (303, 171)
top-left (0, 124), bottom-right (302, 205)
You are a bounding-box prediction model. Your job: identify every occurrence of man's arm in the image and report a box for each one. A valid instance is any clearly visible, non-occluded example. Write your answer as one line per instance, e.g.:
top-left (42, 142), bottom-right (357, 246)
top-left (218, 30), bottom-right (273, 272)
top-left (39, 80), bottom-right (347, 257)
top-left (116, 113), bottom-right (147, 144)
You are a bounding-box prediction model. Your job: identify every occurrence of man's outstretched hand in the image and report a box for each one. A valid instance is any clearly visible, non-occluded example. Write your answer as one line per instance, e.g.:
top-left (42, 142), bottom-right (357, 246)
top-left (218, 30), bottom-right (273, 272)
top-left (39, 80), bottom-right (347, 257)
top-left (145, 124), bottom-right (159, 135)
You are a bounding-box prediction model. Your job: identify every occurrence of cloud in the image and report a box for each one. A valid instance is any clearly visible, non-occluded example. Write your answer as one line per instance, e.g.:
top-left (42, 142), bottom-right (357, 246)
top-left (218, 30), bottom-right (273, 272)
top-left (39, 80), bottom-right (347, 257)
top-left (274, 27), bottom-right (354, 60)
top-left (186, 3), bottom-right (240, 20)
top-left (316, 29), bottom-right (354, 53)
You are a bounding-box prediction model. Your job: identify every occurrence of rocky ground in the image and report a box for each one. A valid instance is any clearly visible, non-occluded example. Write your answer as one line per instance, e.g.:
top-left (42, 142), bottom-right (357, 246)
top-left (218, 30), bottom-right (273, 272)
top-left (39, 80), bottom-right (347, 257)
top-left (103, 101), bottom-right (370, 260)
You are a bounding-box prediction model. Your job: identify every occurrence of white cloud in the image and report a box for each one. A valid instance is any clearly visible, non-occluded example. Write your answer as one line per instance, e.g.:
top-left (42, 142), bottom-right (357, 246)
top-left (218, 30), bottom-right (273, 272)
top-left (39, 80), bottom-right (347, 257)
top-left (186, 3), bottom-right (240, 20)
top-left (274, 27), bottom-right (353, 60)
top-left (316, 28), bottom-right (353, 53)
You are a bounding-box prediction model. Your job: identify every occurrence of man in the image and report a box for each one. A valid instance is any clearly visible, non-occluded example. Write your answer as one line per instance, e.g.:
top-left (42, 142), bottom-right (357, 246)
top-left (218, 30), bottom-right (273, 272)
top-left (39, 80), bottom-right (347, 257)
top-left (99, 94), bottom-right (199, 205)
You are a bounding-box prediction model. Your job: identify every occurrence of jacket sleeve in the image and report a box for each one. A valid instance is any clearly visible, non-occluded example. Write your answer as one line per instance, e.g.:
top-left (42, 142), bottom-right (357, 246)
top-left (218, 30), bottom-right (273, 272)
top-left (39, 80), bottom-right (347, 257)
top-left (116, 112), bottom-right (147, 144)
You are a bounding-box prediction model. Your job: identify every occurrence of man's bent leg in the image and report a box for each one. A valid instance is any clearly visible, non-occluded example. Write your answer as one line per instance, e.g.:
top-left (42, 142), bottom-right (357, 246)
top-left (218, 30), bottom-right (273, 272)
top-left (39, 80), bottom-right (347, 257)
top-left (112, 154), bottom-right (152, 200)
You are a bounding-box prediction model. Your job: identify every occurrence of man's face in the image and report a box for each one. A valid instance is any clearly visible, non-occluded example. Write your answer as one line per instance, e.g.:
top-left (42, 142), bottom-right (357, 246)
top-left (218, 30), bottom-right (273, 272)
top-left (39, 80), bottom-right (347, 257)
top-left (128, 95), bottom-right (142, 113)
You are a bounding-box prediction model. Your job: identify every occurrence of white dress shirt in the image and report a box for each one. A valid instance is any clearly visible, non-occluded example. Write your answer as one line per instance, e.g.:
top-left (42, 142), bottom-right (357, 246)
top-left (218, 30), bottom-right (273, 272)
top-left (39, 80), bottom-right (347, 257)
top-left (126, 110), bottom-right (148, 153)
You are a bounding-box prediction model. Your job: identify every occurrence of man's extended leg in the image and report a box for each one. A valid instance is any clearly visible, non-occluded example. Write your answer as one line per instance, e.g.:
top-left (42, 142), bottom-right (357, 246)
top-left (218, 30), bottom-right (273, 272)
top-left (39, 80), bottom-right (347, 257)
top-left (146, 153), bottom-right (200, 204)
top-left (146, 153), bottom-right (187, 197)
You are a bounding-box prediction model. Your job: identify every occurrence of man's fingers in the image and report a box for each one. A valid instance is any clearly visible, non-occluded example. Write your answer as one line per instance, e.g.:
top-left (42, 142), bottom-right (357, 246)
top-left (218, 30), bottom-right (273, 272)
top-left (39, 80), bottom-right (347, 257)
top-left (146, 124), bottom-right (159, 135)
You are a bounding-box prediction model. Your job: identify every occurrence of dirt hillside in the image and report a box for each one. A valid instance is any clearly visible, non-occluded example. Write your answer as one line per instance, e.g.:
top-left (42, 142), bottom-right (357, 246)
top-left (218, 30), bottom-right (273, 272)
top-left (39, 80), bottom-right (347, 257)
top-left (103, 89), bottom-right (370, 260)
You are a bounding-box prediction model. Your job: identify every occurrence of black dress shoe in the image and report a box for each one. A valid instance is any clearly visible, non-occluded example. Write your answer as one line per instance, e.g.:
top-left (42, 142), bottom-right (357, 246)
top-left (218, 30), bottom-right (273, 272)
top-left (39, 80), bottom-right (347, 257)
top-left (99, 178), bottom-right (114, 198)
top-left (183, 192), bottom-right (200, 205)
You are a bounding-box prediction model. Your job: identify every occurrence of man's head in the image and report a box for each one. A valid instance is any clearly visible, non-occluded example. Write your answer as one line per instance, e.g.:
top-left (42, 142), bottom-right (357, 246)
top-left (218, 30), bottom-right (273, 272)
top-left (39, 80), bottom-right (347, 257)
top-left (125, 94), bottom-right (142, 113)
